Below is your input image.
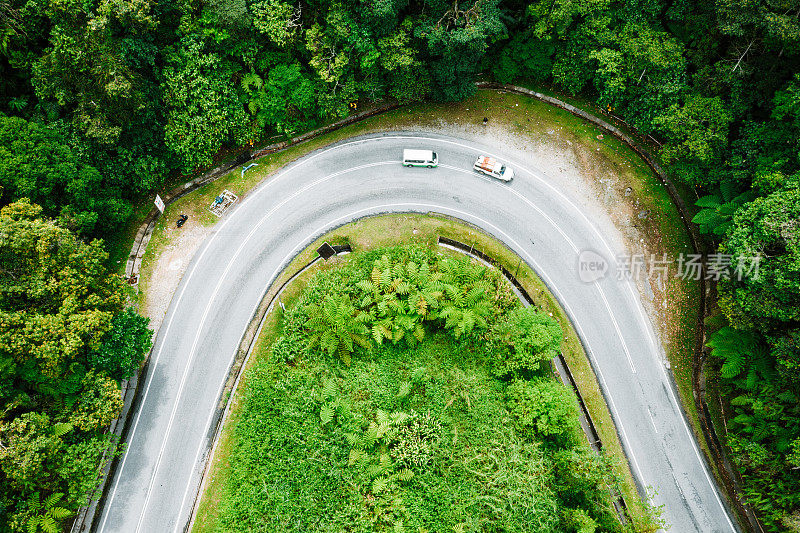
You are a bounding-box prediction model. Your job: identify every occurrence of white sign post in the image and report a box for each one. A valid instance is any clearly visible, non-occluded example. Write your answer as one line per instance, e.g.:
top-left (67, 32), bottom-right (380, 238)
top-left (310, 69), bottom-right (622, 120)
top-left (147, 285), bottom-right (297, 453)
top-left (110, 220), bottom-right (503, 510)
top-left (154, 194), bottom-right (165, 213)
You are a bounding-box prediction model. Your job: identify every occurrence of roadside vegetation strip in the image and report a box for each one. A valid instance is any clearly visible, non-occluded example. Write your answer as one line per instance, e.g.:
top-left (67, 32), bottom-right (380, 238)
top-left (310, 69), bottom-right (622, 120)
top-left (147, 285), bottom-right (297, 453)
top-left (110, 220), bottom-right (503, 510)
top-left (125, 82), bottom-right (684, 282)
top-left (191, 239), bottom-right (654, 533)
top-left (120, 89), bottom-right (702, 529)
top-left (123, 101), bottom-right (398, 283)
top-left (191, 214), bottom-right (658, 532)
top-left (475, 82), bottom-right (753, 528)
top-left (184, 243), bottom-right (352, 524)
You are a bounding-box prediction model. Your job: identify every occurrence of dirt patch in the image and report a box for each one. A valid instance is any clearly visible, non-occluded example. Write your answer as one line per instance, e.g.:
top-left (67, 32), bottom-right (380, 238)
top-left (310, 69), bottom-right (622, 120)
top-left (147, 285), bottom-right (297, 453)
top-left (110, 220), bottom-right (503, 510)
top-left (140, 222), bottom-right (214, 334)
top-left (408, 105), bottom-right (677, 358)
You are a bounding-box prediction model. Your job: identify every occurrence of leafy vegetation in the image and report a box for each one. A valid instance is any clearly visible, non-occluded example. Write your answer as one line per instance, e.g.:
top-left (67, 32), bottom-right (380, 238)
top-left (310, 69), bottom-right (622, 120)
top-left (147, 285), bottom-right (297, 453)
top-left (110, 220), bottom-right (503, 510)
top-left (2, 0), bottom-right (799, 528)
top-left (204, 245), bottom-right (641, 532)
top-left (0, 201), bottom-right (151, 531)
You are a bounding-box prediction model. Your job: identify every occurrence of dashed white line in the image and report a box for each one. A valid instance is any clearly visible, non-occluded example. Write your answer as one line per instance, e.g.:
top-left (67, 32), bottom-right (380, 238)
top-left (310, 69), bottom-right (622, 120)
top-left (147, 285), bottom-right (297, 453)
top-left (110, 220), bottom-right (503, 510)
top-left (102, 133), bottom-right (736, 533)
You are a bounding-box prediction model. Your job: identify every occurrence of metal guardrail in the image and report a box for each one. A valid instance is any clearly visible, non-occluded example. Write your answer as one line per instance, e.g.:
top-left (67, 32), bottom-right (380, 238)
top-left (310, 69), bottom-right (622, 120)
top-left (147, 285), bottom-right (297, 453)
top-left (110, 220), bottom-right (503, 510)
top-left (182, 243), bottom-right (352, 531)
top-left (438, 236), bottom-right (535, 306)
top-left (437, 236), bottom-right (632, 526)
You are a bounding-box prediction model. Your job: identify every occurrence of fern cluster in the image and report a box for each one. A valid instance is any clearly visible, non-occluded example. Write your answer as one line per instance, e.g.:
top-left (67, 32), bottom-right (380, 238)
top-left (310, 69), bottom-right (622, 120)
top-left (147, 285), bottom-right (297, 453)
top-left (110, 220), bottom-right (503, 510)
top-left (707, 326), bottom-right (800, 529)
top-left (301, 248), bottom-right (518, 366)
top-left (219, 246), bottom-right (637, 532)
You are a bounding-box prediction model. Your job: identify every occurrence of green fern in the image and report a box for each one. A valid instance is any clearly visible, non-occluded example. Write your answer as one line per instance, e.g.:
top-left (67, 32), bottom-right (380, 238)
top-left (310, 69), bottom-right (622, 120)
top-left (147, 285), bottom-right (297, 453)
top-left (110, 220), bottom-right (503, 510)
top-left (349, 449), bottom-right (364, 466)
top-left (396, 468), bottom-right (414, 481)
top-left (52, 422), bottom-right (72, 438)
top-left (721, 351), bottom-right (746, 379)
top-left (322, 377), bottom-right (337, 399)
top-left (411, 367), bottom-right (427, 382)
top-left (372, 476), bottom-right (388, 494)
top-left (25, 493), bottom-right (71, 533)
top-left (240, 69), bottom-right (264, 92)
top-left (320, 404), bottom-right (335, 425)
top-left (397, 381), bottom-right (412, 399)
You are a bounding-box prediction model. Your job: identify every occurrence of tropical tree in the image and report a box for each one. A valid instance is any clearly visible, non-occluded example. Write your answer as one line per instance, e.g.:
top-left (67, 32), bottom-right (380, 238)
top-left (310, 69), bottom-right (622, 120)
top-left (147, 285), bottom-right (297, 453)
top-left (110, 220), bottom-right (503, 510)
top-left (652, 94), bottom-right (733, 186)
top-left (0, 115), bottom-right (117, 235)
top-left (162, 36), bottom-right (249, 172)
top-left (87, 308), bottom-right (152, 382)
top-left (418, 0), bottom-right (504, 101)
top-left (505, 378), bottom-right (580, 447)
top-left (0, 200), bottom-right (150, 527)
top-left (718, 185), bottom-right (800, 330)
top-left (0, 200), bottom-right (125, 394)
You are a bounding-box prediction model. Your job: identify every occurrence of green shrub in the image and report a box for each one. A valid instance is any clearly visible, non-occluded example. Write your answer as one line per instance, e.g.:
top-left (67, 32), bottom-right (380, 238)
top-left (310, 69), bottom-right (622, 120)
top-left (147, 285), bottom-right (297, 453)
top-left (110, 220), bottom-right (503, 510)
top-left (506, 378), bottom-right (580, 446)
top-left (489, 307), bottom-right (563, 376)
top-left (390, 411), bottom-right (442, 468)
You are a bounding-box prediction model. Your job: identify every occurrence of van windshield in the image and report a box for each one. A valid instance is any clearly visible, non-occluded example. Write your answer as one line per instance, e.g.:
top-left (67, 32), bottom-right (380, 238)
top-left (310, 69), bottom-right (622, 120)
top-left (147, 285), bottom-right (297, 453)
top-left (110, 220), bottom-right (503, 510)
top-left (432, 152), bottom-right (437, 161)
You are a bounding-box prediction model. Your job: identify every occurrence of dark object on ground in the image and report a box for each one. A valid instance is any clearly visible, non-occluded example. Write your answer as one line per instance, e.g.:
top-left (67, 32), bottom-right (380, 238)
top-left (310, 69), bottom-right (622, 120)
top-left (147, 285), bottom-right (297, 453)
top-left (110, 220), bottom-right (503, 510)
top-left (317, 242), bottom-right (336, 260)
top-left (483, 117), bottom-right (488, 125)
top-left (235, 151), bottom-right (252, 165)
top-left (177, 214), bottom-right (188, 228)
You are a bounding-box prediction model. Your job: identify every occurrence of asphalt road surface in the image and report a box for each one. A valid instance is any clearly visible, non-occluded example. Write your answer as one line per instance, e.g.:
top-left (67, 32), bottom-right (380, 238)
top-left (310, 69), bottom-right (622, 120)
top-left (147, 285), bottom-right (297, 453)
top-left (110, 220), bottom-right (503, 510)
top-left (97, 133), bottom-right (738, 533)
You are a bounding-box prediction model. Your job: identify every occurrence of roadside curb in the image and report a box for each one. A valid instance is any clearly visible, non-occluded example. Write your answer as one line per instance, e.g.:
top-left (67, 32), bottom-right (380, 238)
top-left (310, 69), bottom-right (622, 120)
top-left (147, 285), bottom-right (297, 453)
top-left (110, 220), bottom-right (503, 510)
top-left (439, 236), bottom-right (631, 526)
top-left (184, 243), bottom-right (351, 532)
top-left (477, 81), bottom-right (756, 532)
top-left (185, 228), bottom-right (630, 531)
top-left (98, 83), bottom-right (752, 532)
top-left (78, 106), bottom-right (397, 533)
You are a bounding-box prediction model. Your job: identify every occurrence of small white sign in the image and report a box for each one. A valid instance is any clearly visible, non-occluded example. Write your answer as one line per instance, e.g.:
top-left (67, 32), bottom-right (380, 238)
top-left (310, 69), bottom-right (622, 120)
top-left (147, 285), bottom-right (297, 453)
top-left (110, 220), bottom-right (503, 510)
top-left (154, 194), bottom-right (165, 213)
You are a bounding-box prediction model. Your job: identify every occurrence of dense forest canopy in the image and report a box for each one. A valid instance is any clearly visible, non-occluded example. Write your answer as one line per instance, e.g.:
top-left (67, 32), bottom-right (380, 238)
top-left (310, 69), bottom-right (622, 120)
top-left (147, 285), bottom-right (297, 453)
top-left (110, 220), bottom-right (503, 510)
top-left (0, 0), bottom-right (799, 531)
top-left (0, 200), bottom-right (151, 532)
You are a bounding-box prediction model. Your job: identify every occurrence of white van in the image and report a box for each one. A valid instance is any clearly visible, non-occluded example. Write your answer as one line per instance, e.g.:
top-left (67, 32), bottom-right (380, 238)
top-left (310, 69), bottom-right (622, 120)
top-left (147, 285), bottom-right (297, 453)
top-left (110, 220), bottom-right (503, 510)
top-left (402, 149), bottom-right (438, 168)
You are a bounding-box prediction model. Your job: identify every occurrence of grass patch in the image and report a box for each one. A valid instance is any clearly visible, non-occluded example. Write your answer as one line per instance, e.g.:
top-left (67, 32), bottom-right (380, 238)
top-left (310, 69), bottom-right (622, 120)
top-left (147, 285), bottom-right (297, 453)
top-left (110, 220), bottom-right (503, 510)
top-left (191, 214), bottom-right (658, 532)
top-left (192, 242), bottom-right (653, 532)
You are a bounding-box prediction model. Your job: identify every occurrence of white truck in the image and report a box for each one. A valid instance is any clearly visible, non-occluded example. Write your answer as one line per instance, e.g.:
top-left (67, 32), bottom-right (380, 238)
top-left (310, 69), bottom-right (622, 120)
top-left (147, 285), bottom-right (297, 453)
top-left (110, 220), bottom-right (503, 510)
top-left (473, 155), bottom-right (514, 182)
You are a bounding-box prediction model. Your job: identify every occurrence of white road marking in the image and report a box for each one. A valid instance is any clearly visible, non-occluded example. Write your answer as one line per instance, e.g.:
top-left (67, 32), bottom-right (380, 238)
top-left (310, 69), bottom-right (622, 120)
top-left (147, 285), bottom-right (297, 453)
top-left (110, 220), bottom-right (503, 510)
top-left (135, 161), bottom-right (397, 532)
top-left (171, 196), bottom-right (653, 531)
top-left (402, 135), bottom-right (734, 531)
top-left (99, 140), bottom-right (406, 533)
top-left (102, 133), bottom-right (735, 533)
top-left (648, 406), bottom-right (659, 433)
top-left (440, 164), bottom-right (637, 374)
